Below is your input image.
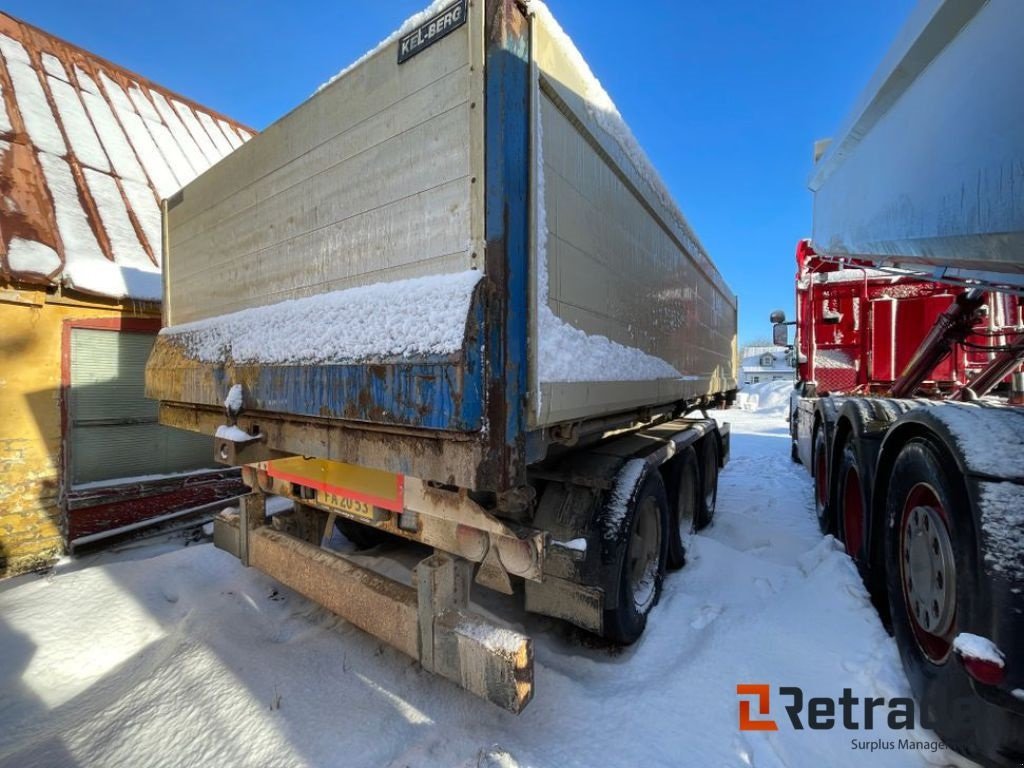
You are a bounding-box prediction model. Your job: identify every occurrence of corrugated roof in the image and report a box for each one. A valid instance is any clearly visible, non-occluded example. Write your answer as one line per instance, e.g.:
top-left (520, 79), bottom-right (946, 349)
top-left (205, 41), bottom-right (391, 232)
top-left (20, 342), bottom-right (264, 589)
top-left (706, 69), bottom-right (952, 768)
top-left (0, 13), bottom-right (254, 301)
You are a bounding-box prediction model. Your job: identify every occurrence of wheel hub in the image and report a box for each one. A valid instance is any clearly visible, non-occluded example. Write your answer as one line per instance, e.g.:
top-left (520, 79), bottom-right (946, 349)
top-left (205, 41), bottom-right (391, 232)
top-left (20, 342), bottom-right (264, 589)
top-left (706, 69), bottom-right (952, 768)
top-left (902, 503), bottom-right (956, 637)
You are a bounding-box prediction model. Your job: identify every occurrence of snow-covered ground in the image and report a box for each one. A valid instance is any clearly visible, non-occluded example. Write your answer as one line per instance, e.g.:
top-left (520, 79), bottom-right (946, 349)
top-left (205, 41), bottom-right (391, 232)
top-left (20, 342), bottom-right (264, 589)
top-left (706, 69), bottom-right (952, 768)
top-left (0, 404), bottom-right (965, 768)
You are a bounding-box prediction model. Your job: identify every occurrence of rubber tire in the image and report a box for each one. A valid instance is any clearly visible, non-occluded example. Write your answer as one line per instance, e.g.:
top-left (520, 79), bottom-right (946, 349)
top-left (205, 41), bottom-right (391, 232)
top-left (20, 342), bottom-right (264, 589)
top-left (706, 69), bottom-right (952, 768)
top-left (790, 439), bottom-right (801, 464)
top-left (883, 437), bottom-right (984, 762)
top-left (603, 471), bottom-right (670, 645)
top-left (667, 447), bottom-right (700, 570)
top-left (812, 426), bottom-right (834, 535)
top-left (696, 437), bottom-right (719, 530)
top-left (334, 515), bottom-right (395, 550)
top-left (836, 440), bottom-right (870, 564)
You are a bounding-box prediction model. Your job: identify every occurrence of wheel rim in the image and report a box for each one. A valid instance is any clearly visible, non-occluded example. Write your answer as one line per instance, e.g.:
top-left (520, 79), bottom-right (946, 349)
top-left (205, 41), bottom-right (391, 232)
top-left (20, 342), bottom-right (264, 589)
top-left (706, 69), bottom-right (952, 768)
top-left (678, 464), bottom-right (697, 537)
top-left (900, 483), bottom-right (956, 663)
top-left (842, 464), bottom-right (864, 556)
top-left (629, 496), bottom-right (661, 612)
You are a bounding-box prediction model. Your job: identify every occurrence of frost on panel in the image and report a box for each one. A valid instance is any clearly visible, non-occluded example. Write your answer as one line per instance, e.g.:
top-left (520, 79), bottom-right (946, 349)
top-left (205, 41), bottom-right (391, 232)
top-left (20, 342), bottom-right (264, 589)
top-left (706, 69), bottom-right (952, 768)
top-left (172, 99), bottom-right (221, 165)
top-left (217, 119), bottom-right (243, 150)
top-left (6, 238), bottom-right (61, 275)
top-left (77, 70), bottom-right (148, 184)
top-left (83, 168), bottom-right (153, 269)
top-left (195, 110), bottom-right (233, 158)
top-left (39, 152), bottom-right (159, 300)
top-left (161, 270), bottom-right (483, 365)
top-left (0, 35), bottom-right (66, 155)
top-left (41, 52), bottom-right (68, 81)
top-left (100, 73), bottom-right (179, 198)
top-left (47, 76), bottom-right (110, 171)
top-left (149, 91), bottom-right (209, 173)
top-left (121, 179), bottom-right (162, 261)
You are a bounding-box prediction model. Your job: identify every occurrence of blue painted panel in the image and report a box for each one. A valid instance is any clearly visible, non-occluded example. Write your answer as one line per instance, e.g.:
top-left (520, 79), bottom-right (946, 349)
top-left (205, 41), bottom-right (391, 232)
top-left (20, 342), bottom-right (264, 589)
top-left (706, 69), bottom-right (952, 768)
top-left (484, 1), bottom-right (531, 486)
top-left (204, 291), bottom-right (487, 432)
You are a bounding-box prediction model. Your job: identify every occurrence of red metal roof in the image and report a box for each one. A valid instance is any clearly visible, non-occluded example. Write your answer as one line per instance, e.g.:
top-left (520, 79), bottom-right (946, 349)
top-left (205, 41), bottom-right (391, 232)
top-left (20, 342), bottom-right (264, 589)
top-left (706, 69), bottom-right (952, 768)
top-left (0, 13), bottom-right (254, 300)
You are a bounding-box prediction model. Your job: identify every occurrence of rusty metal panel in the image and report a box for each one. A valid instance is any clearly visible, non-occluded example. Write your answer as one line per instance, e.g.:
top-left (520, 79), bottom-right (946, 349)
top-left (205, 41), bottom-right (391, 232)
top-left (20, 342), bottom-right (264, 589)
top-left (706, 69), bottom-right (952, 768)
top-left (0, 11), bottom-right (253, 298)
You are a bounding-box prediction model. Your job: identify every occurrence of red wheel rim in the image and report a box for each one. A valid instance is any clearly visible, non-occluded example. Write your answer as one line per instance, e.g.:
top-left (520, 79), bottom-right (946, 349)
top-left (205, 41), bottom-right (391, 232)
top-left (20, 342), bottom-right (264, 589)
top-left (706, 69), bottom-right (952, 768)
top-left (899, 483), bottom-right (956, 663)
top-left (842, 465), bottom-right (864, 557)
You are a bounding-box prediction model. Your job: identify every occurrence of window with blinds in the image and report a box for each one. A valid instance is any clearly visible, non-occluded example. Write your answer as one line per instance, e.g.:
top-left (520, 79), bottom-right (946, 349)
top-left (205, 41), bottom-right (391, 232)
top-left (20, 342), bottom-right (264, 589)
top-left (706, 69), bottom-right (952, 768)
top-left (69, 328), bottom-right (214, 486)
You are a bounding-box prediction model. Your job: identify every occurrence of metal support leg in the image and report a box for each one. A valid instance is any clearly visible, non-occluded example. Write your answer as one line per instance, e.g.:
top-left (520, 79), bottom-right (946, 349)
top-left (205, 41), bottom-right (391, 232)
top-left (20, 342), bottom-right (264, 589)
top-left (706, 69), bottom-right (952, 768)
top-left (416, 552), bottom-right (472, 673)
top-left (238, 491), bottom-right (266, 566)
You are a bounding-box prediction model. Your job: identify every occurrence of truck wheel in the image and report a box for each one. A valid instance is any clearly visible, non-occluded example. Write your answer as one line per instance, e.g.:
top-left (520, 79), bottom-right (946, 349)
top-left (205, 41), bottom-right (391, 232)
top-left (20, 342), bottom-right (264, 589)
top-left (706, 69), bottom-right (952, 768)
top-left (837, 440), bottom-right (870, 566)
top-left (812, 426), bottom-right (833, 535)
top-left (696, 437), bottom-right (719, 530)
top-left (790, 439), bottom-right (801, 464)
top-left (334, 516), bottom-right (394, 550)
top-left (884, 436), bottom-right (982, 758)
top-left (667, 447), bottom-right (699, 570)
top-left (604, 471), bottom-right (669, 644)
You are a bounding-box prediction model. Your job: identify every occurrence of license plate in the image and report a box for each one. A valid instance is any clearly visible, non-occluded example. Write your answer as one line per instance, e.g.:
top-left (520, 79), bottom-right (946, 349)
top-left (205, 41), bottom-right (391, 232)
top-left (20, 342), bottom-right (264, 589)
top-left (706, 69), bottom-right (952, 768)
top-left (316, 490), bottom-right (379, 520)
top-left (262, 457), bottom-right (405, 520)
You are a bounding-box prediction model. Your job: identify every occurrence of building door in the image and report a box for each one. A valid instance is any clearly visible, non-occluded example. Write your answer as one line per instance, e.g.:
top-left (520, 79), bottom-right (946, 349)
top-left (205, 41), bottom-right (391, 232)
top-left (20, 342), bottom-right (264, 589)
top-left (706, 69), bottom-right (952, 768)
top-left (68, 327), bottom-right (213, 487)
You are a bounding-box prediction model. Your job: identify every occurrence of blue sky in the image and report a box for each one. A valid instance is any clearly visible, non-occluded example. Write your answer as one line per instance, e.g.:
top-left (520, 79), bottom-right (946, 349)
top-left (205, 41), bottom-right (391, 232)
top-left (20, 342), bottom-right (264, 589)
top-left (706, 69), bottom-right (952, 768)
top-left (11, 1), bottom-right (915, 344)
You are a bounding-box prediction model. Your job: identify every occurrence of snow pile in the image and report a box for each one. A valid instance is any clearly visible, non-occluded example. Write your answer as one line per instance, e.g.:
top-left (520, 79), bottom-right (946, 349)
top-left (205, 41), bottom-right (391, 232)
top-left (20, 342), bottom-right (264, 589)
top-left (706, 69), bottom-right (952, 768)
top-left (224, 384), bottom-right (244, 414)
top-left (735, 380), bottom-right (794, 413)
top-left (215, 424), bottom-right (254, 442)
top-left (317, 0), bottom-right (458, 93)
top-left (930, 403), bottom-right (1024, 479)
top-left (953, 633), bottom-right (1005, 667)
top-left (5, 238), bottom-right (60, 276)
top-left (162, 270), bottom-right (482, 365)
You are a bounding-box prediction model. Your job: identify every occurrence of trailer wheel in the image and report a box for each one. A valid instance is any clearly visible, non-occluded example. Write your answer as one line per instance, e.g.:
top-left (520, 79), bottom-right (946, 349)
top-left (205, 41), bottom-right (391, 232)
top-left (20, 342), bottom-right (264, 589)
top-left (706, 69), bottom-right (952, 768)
top-left (837, 440), bottom-right (870, 566)
top-left (696, 437), bottom-right (719, 530)
top-left (812, 426), bottom-right (833, 535)
top-left (667, 447), bottom-right (700, 570)
top-left (884, 436), bottom-right (983, 757)
top-left (604, 471), bottom-right (669, 644)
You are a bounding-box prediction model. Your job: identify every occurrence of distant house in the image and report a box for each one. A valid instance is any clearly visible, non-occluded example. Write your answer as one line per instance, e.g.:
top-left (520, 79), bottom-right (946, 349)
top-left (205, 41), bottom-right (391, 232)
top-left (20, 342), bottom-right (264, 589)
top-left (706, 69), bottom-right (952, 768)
top-left (740, 344), bottom-right (795, 386)
top-left (0, 13), bottom-right (254, 574)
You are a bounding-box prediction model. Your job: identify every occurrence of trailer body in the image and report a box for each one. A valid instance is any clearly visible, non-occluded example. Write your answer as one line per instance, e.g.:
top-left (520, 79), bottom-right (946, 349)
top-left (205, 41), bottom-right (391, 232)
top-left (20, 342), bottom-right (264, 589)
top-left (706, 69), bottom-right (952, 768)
top-left (781, 2), bottom-right (1024, 765)
top-left (145, 0), bottom-right (735, 712)
top-left (147, 0), bottom-right (737, 494)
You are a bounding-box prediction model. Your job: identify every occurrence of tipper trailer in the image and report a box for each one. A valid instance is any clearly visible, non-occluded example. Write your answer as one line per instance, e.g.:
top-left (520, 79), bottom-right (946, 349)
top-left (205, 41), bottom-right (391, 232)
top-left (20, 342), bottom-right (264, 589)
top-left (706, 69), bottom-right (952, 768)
top-left (146, 0), bottom-right (737, 712)
top-left (774, 1), bottom-right (1024, 764)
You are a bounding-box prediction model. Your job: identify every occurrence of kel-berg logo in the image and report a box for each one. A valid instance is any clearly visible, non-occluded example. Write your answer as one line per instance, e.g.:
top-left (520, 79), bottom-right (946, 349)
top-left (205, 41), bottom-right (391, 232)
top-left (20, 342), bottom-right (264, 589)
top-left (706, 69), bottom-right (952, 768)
top-left (736, 684), bottom-right (952, 753)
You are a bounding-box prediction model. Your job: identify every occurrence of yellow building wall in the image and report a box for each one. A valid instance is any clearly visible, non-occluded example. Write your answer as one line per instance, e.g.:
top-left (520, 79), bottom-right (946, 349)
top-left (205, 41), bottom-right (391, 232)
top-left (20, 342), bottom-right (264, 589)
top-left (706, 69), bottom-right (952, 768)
top-left (0, 285), bottom-right (157, 575)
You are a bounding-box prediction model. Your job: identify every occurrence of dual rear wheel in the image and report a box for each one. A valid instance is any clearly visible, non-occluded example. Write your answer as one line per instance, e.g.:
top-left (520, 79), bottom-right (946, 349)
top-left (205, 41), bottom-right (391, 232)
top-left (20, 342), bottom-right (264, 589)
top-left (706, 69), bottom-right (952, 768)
top-left (604, 437), bottom-right (720, 644)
